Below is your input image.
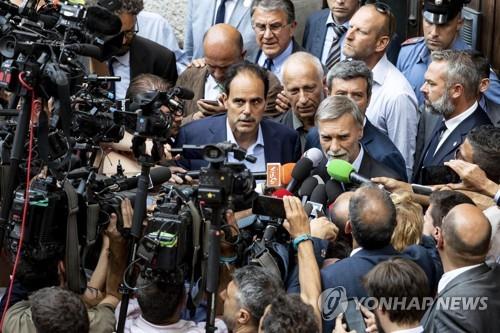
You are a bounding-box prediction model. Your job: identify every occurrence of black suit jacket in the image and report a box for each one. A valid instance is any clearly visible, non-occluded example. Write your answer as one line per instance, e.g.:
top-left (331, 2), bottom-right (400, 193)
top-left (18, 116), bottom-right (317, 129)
top-left (412, 105), bottom-right (492, 183)
top-left (129, 35), bottom-right (178, 86)
top-left (306, 121), bottom-right (408, 181)
top-left (422, 263), bottom-right (500, 333)
top-left (175, 114), bottom-right (301, 170)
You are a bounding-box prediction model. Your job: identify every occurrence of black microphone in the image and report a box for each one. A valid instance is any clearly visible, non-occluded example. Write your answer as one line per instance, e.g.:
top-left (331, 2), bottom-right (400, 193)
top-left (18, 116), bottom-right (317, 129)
top-left (39, 13), bottom-right (59, 29)
top-left (169, 87), bottom-right (195, 100)
top-left (286, 158), bottom-right (314, 193)
top-left (117, 166), bottom-right (172, 191)
top-left (298, 177), bottom-right (318, 202)
top-left (66, 44), bottom-right (102, 59)
top-left (307, 184), bottom-right (327, 217)
top-left (325, 179), bottom-right (344, 205)
top-left (85, 6), bottom-right (122, 36)
top-left (183, 170), bottom-right (267, 180)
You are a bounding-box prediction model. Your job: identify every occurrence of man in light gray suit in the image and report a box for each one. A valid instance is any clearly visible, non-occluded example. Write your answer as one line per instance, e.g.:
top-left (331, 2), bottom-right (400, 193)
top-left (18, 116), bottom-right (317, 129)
top-left (184, 0), bottom-right (258, 63)
top-left (422, 204), bottom-right (500, 332)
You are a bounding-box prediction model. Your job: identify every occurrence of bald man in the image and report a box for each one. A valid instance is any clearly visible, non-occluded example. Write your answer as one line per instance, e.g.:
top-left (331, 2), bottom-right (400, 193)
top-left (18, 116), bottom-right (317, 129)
top-left (326, 191), bottom-right (354, 261)
top-left (177, 24), bottom-right (282, 124)
top-left (275, 51), bottom-right (326, 151)
top-left (422, 204), bottom-right (500, 332)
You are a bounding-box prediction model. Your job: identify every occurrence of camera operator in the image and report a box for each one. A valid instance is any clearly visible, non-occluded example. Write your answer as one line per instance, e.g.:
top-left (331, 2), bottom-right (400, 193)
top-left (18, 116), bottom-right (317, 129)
top-left (2, 200), bottom-right (132, 333)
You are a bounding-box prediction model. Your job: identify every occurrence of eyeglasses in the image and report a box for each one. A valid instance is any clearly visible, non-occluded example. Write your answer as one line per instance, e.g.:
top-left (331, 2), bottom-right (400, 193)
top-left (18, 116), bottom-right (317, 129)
top-left (368, 1), bottom-right (395, 38)
top-left (123, 20), bottom-right (139, 39)
top-left (252, 22), bottom-right (290, 35)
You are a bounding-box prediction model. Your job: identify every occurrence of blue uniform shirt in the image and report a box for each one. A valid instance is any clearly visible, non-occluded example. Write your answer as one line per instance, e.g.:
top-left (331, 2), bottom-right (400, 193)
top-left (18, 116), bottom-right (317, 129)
top-left (397, 36), bottom-right (500, 110)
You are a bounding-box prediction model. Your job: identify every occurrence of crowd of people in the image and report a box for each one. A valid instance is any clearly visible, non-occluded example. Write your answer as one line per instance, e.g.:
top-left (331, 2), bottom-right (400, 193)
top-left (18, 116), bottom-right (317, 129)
top-left (1, 0), bottom-right (500, 332)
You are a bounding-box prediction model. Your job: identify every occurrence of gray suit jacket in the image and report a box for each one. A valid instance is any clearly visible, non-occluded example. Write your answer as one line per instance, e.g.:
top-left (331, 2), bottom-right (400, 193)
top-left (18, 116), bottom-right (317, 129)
top-left (176, 66), bottom-right (283, 123)
top-left (184, 0), bottom-right (258, 62)
top-left (422, 263), bottom-right (500, 333)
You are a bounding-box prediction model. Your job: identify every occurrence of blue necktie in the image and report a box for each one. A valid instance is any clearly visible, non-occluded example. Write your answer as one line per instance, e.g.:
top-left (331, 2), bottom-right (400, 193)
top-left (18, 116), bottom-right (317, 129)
top-left (263, 58), bottom-right (273, 71)
top-left (423, 121), bottom-right (447, 167)
top-left (215, 0), bottom-right (228, 24)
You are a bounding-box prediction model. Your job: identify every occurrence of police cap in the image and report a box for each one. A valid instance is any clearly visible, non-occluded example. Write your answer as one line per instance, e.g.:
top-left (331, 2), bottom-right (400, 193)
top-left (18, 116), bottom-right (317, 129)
top-left (423, 0), bottom-right (469, 25)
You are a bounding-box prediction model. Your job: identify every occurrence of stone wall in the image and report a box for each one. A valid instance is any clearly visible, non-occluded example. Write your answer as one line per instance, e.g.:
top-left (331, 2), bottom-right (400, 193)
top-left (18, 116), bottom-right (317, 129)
top-left (143, 0), bottom-right (324, 46)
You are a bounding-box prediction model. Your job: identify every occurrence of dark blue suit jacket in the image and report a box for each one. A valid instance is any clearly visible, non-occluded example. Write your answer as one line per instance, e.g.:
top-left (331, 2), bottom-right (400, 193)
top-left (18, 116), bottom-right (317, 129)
top-left (175, 114), bottom-right (301, 170)
top-left (413, 105), bottom-right (492, 183)
top-left (305, 120), bottom-right (408, 181)
top-left (321, 242), bottom-right (441, 333)
top-left (302, 9), bottom-right (330, 60)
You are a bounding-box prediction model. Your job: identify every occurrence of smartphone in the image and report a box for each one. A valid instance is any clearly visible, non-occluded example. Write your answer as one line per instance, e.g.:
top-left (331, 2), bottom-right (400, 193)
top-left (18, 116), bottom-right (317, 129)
top-left (199, 99), bottom-right (220, 106)
top-left (421, 165), bottom-right (460, 185)
top-left (252, 195), bottom-right (286, 219)
top-left (344, 299), bottom-right (366, 333)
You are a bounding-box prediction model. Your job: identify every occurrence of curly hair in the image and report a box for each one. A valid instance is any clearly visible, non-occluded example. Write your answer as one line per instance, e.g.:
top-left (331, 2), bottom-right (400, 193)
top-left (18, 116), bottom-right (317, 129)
top-left (467, 125), bottom-right (500, 182)
top-left (390, 191), bottom-right (424, 251)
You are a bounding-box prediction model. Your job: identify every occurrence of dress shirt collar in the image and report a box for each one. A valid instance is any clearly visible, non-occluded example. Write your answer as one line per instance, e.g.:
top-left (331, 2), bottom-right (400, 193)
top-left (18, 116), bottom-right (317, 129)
top-left (351, 144), bottom-right (364, 172)
top-left (371, 54), bottom-right (391, 86)
top-left (437, 263), bottom-right (482, 294)
top-left (112, 50), bottom-right (130, 67)
top-left (392, 326), bottom-right (424, 333)
top-left (260, 39), bottom-right (293, 68)
top-left (326, 11), bottom-right (350, 28)
top-left (350, 247), bottom-right (363, 257)
top-left (225, 118), bottom-right (264, 149)
top-left (292, 111), bottom-right (304, 131)
top-left (444, 101), bottom-right (478, 132)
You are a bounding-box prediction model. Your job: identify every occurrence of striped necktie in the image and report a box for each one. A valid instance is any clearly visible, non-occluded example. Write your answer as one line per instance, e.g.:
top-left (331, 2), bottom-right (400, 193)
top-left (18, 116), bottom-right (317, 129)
top-left (325, 24), bottom-right (348, 70)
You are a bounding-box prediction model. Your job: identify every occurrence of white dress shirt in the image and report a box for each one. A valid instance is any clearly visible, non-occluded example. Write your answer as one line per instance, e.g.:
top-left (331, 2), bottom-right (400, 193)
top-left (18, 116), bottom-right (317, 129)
top-left (226, 119), bottom-right (266, 173)
top-left (321, 14), bottom-right (349, 64)
top-left (435, 101), bottom-right (478, 153)
top-left (437, 264), bottom-right (482, 294)
top-left (204, 74), bottom-right (224, 101)
top-left (392, 326), bottom-right (424, 333)
top-left (111, 52), bottom-right (131, 101)
top-left (257, 40), bottom-right (294, 83)
top-left (213, 0), bottom-right (237, 25)
top-left (365, 54), bottom-right (419, 179)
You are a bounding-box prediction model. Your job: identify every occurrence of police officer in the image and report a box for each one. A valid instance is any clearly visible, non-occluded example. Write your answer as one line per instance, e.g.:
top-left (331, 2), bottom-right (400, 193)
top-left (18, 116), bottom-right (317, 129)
top-left (397, 0), bottom-right (500, 111)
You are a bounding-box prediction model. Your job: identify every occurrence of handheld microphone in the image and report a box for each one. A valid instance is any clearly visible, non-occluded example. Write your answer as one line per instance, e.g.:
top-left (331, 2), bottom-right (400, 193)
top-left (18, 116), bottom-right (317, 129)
top-left (168, 87), bottom-right (195, 100)
top-left (325, 179), bottom-right (344, 205)
top-left (298, 177), bottom-right (318, 203)
top-left (307, 184), bottom-right (327, 217)
top-left (117, 166), bottom-right (172, 191)
top-left (280, 163), bottom-right (295, 186)
top-left (286, 158), bottom-right (314, 193)
top-left (302, 147), bottom-right (324, 167)
top-left (326, 159), bottom-right (372, 185)
top-left (271, 188), bottom-right (293, 199)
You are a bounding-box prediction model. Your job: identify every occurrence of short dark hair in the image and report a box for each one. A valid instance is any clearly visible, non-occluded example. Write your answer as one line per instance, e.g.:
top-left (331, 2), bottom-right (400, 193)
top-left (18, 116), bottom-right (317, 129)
top-left (251, 0), bottom-right (296, 23)
top-left (363, 258), bottom-right (430, 325)
top-left (136, 274), bottom-right (185, 325)
top-left (465, 49), bottom-right (491, 79)
top-left (467, 125), bottom-right (500, 183)
top-left (116, 0), bottom-right (144, 15)
top-left (232, 265), bottom-right (283, 325)
top-left (126, 73), bottom-right (172, 100)
top-left (428, 190), bottom-right (475, 228)
top-left (349, 184), bottom-right (397, 250)
top-left (260, 294), bottom-right (318, 333)
top-left (327, 60), bottom-right (373, 98)
top-left (31, 287), bottom-right (89, 333)
top-left (223, 62), bottom-right (270, 97)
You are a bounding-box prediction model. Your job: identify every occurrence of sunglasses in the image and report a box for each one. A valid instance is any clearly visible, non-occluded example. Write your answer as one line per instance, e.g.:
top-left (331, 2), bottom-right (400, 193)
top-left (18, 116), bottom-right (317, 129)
top-left (366, 1), bottom-right (395, 38)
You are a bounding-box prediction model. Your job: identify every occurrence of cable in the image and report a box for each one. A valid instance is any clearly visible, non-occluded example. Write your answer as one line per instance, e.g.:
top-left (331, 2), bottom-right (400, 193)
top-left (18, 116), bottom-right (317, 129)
top-left (0, 72), bottom-right (37, 328)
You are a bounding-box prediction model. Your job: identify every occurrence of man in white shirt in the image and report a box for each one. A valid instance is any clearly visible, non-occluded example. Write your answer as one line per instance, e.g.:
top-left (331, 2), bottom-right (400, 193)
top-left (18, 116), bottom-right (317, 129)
top-left (422, 204), bottom-right (500, 332)
top-left (342, 3), bottom-right (418, 179)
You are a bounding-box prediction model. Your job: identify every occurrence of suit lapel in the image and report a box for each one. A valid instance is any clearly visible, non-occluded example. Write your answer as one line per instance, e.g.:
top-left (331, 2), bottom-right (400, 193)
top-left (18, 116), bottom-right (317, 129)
top-left (313, 10), bottom-right (329, 57)
top-left (260, 120), bottom-right (280, 163)
top-left (361, 119), bottom-right (376, 146)
top-left (229, 0), bottom-right (251, 27)
top-left (439, 264), bottom-right (491, 296)
top-left (208, 115), bottom-right (229, 143)
top-left (197, 67), bottom-right (210, 99)
top-left (415, 117), bottom-right (444, 170)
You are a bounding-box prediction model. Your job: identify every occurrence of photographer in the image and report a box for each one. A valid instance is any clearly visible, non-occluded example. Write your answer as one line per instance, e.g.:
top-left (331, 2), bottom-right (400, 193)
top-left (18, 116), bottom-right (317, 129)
top-left (2, 200), bottom-right (132, 333)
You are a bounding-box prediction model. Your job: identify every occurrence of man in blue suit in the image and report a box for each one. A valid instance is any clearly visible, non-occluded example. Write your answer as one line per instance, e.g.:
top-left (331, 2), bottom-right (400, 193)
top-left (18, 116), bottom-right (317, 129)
top-left (321, 185), bottom-right (440, 333)
top-left (412, 50), bottom-right (491, 184)
top-left (176, 62), bottom-right (301, 171)
top-left (184, 0), bottom-right (258, 63)
top-left (305, 60), bottom-right (407, 181)
top-left (302, 0), bottom-right (359, 70)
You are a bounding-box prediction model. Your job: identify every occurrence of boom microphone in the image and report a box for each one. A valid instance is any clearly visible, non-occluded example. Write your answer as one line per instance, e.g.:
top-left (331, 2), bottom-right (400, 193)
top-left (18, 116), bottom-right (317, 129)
top-left (326, 159), bottom-right (372, 185)
top-left (66, 44), bottom-right (102, 59)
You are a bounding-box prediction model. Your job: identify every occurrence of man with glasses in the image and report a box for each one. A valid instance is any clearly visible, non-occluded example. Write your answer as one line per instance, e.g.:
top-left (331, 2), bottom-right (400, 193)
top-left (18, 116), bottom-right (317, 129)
top-left (342, 3), bottom-right (418, 180)
top-left (106, 0), bottom-right (178, 100)
top-left (397, 0), bottom-right (500, 110)
top-left (251, 0), bottom-right (304, 82)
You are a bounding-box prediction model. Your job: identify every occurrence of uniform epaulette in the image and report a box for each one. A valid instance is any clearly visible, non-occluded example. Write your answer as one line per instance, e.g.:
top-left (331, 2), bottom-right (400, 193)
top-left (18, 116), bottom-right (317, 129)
top-left (401, 36), bottom-right (425, 46)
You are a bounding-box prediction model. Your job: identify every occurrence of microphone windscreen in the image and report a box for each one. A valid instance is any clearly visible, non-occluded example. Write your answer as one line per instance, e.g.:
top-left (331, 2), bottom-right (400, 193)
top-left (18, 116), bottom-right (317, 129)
top-left (310, 184), bottom-right (327, 205)
top-left (150, 166), bottom-right (172, 186)
top-left (172, 87), bottom-right (195, 100)
top-left (291, 158), bottom-right (313, 182)
top-left (280, 163), bottom-right (295, 185)
top-left (298, 177), bottom-right (318, 198)
top-left (303, 147), bottom-right (324, 167)
top-left (272, 188), bottom-right (293, 199)
top-left (327, 159), bottom-right (354, 183)
top-left (85, 6), bottom-right (122, 35)
top-left (325, 180), bottom-right (344, 204)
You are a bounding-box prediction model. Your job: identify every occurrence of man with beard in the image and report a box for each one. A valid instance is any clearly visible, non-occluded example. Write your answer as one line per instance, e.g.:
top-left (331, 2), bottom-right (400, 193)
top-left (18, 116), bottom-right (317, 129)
top-left (275, 52), bottom-right (326, 152)
top-left (106, 0), bottom-right (177, 100)
top-left (412, 50), bottom-right (491, 185)
top-left (175, 62), bottom-right (300, 171)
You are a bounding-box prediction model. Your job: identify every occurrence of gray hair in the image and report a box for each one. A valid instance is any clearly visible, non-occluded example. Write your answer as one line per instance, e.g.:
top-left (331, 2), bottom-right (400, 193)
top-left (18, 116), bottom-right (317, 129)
top-left (232, 265), bottom-right (283, 324)
top-left (315, 95), bottom-right (364, 128)
top-left (251, 0), bottom-right (295, 23)
top-left (327, 60), bottom-right (373, 98)
top-left (283, 51), bottom-right (324, 83)
top-left (431, 50), bottom-right (480, 101)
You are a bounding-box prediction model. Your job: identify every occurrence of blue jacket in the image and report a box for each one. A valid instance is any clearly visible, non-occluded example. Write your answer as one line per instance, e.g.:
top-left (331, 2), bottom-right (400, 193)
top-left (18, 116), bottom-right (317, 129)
top-left (175, 114), bottom-right (301, 170)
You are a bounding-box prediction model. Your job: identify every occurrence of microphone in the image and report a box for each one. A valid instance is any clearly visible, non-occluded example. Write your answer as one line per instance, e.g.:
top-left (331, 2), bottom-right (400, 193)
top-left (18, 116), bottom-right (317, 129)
top-left (85, 6), bottom-right (123, 36)
top-left (271, 188), bottom-right (293, 199)
top-left (325, 179), bottom-right (344, 205)
top-left (66, 44), bottom-right (102, 59)
top-left (307, 184), bottom-right (327, 217)
top-left (298, 177), bottom-right (318, 202)
top-left (286, 157), bottom-right (314, 193)
top-left (326, 159), bottom-right (371, 185)
top-left (280, 163), bottom-right (295, 186)
top-left (117, 166), bottom-right (172, 191)
top-left (169, 87), bottom-right (195, 100)
top-left (302, 147), bottom-right (324, 167)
